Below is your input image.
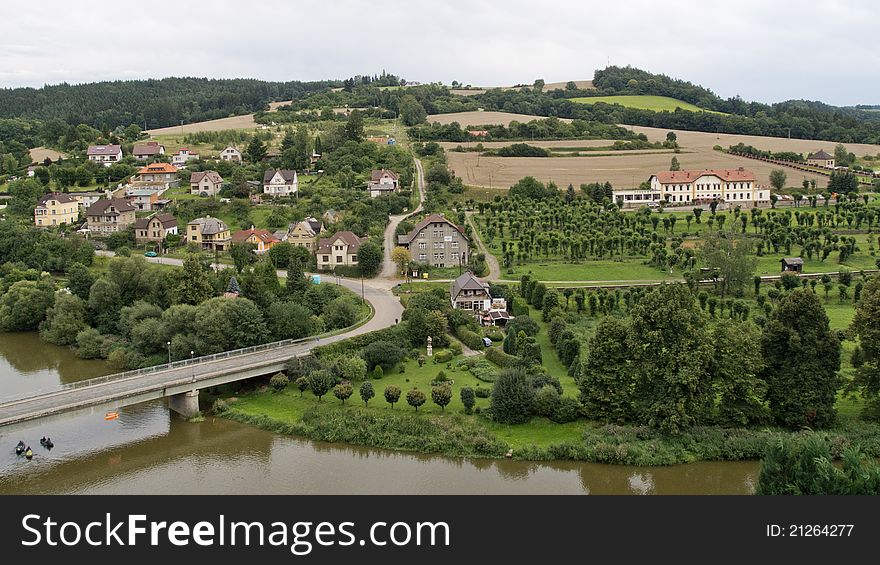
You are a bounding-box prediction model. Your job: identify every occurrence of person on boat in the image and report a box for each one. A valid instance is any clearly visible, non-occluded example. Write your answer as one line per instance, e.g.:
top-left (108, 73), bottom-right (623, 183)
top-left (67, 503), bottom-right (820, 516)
top-left (24, 447), bottom-right (33, 460)
top-left (15, 441), bottom-right (25, 455)
top-left (44, 438), bottom-right (54, 449)
top-left (40, 436), bottom-right (47, 446)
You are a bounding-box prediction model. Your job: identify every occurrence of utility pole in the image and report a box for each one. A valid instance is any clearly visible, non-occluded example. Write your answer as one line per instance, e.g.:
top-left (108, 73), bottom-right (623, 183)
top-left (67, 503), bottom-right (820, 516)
top-left (360, 274), bottom-right (365, 304)
top-left (167, 341), bottom-right (171, 364)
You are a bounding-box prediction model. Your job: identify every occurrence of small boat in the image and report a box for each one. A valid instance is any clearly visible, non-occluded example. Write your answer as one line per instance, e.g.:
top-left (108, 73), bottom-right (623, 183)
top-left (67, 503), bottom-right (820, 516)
top-left (39, 437), bottom-right (47, 446)
top-left (24, 447), bottom-right (33, 460)
top-left (105, 411), bottom-right (119, 421)
top-left (15, 441), bottom-right (25, 456)
top-left (42, 438), bottom-right (54, 450)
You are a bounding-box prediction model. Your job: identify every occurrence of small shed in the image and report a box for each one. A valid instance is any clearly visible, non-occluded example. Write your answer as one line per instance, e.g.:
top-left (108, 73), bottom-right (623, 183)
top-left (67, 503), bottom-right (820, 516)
top-left (781, 257), bottom-right (804, 273)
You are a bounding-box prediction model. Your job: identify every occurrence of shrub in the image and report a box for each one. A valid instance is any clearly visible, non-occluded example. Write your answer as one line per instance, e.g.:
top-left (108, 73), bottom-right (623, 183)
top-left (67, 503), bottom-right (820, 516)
top-left (433, 350), bottom-right (453, 364)
top-left (333, 382), bottom-right (353, 404)
top-left (359, 381), bottom-right (375, 406)
top-left (454, 325), bottom-right (485, 350)
top-left (474, 387), bottom-right (490, 399)
top-left (269, 372), bottom-right (289, 393)
top-left (406, 388), bottom-right (427, 411)
top-left (435, 370), bottom-right (449, 382)
top-left (484, 329), bottom-right (504, 342)
top-left (333, 356), bottom-right (368, 382)
top-left (307, 370), bottom-right (334, 401)
top-left (460, 387), bottom-right (476, 414)
top-left (372, 365), bottom-right (384, 379)
top-left (490, 368), bottom-right (536, 424)
top-left (534, 385), bottom-right (560, 417)
top-left (550, 397), bottom-right (581, 423)
top-left (448, 341), bottom-right (463, 356)
top-left (431, 385), bottom-right (452, 411)
top-left (384, 385), bottom-right (401, 408)
top-left (212, 399), bottom-right (228, 414)
top-left (485, 346), bottom-right (519, 367)
top-left (361, 340), bottom-right (406, 371)
top-left (295, 376), bottom-right (309, 397)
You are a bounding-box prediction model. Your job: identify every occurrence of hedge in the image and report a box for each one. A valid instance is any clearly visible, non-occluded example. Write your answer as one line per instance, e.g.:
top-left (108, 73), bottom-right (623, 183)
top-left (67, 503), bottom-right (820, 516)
top-left (454, 325), bottom-right (485, 351)
top-left (485, 346), bottom-right (519, 367)
top-left (511, 297), bottom-right (530, 317)
top-left (313, 325), bottom-right (403, 357)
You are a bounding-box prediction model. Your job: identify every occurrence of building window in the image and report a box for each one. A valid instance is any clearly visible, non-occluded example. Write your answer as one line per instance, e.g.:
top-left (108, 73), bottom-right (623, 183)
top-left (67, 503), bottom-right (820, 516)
top-left (322, 255), bottom-right (329, 262)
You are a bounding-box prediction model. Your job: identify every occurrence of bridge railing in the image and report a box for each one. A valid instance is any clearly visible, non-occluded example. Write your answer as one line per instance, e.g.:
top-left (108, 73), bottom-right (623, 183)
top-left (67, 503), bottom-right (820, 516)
top-left (0, 335), bottom-right (317, 404)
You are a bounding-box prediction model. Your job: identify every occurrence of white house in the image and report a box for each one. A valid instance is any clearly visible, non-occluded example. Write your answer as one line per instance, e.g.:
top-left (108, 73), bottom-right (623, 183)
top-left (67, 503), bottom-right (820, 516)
top-left (367, 169), bottom-right (399, 197)
top-left (190, 171), bottom-right (224, 197)
top-left (262, 169), bottom-right (298, 197)
top-left (87, 145), bottom-right (123, 167)
top-left (171, 147), bottom-right (199, 167)
top-left (613, 168), bottom-right (768, 207)
top-left (806, 149), bottom-right (835, 169)
top-left (132, 141), bottom-right (165, 161)
top-left (316, 231), bottom-right (365, 271)
top-left (219, 146), bottom-right (242, 163)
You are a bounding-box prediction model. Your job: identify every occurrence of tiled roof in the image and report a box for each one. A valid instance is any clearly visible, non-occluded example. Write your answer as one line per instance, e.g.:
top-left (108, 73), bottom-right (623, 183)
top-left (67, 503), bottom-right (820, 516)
top-left (371, 169), bottom-right (399, 181)
top-left (808, 149), bottom-right (833, 160)
top-left (137, 163), bottom-right (178, 174)
top-left (451, 271), bottom-right (489, 299)
top-left (263, 169), bottom-right (298, 183)
top-left (188, 216), bottom-right (229, 235)
top-left (652, 168), bottom-right (756, 184)
top-left (86, 198), bottom-right (136, 215)
top-left (87, 145), bottom-right (121, 156)
top-left (38, 192), bottom-right (76, 205)
top-left (316, 231), bottom-right (365, 254)
top-left (232, 227), bottom-right (280, 244)
top-left (190, 171), bottom-right (223, 184)
top-left (133, 142), bottom-right (163, 156)
top-left (398, 213), bottom-right (464, 245)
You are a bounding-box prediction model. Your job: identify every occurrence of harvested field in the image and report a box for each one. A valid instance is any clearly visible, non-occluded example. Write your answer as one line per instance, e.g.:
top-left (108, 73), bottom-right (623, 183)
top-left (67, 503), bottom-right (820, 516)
top-left (267, 100), bottom-right (293, 111)
top-left (147, 114), bottom-right (258, 135)
top-left (28, 147), bottom-right (65, 162)
top-left (439, 140), bottom-right (620, 150)
top-left (429, 111), bottom-right (572, 127)
top-left (450, 88), bottom-right (486, 96)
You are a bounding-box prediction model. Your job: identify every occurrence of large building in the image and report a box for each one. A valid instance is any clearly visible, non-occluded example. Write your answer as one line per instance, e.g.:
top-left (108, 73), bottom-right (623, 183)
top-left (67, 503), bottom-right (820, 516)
top-left (613, 168), bottom-right (768, 207)
top-left (263, 169), bottom-right (298, 197)
top-left (316, 231), bottom-right (366, 271)
top-left (86, 198), bottom-right (137, 234)
top-left (806, 149), bottom-right (835, 168)
top-left (87, 145), bottom-right (123, 167)
top-left (186, 216), bottom-right (231, 251)
top-left (397, 213), bottom-right (469, 268)
top-left (34, 193), bottom-right (79, 227)
top-left (134, 213), bottom-right (178, 243)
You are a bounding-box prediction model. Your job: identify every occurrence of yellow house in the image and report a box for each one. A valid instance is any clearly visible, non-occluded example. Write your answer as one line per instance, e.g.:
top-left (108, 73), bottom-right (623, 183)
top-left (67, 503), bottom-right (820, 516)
top-left (285, 217), bottom-right (324, 251)
top-left (316, 231), bottom-right (366, 271)
top-left (186, 215), bottom-right (231, 251)
top-left (34, 193), bottom-right (79, 227)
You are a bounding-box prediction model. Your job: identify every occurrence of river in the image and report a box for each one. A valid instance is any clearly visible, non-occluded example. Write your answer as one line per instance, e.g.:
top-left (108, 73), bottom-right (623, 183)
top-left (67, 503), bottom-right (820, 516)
top-left (0, 333), bottom-right (759, 494)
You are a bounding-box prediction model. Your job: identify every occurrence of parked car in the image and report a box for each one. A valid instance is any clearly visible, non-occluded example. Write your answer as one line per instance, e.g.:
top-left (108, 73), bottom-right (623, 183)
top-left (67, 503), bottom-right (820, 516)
top-left (482, 337), bottom-right (493, 347)
top-left (144, 251), bottom-right (158, 257)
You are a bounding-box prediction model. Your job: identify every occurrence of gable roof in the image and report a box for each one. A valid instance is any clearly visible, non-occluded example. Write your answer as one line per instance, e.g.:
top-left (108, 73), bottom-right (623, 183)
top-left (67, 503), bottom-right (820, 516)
top-left (187, 215), bottom-right (229, 235)
top-left (808, 149), bottom-right (833, 160)
top-left (132, 142), bottom-right (163, 156)
top-left (190, 171), bottom-right (223, 184)
top-left (137, 163), bottom-right (178, 175)
top-left (371, 169), bottom-right (399, 181)
top-left (86, 198), bottom-right (136, 215)
top-left (38, 192), bottom-right (76, 206)
top-left (263, 169), bottom-right (298, 183)
top-left (232, 226), bottom-right (280, 244)
top-left (398, 213), bottom-right (465, 245)
top-left (316, 231), bottom-right (366, 254)
top-left (222, 146), bottom-right (241, 154)
top-left (451, 271), bottom-right (489, 299)
top-left (652, 168), bottom-right (756, 184)
top-left (87, 145), bottom-right (121, 156)
top-left (290, 217), bottom-right (323, 236)
top-left (781, 257), bottom-right (804, 265)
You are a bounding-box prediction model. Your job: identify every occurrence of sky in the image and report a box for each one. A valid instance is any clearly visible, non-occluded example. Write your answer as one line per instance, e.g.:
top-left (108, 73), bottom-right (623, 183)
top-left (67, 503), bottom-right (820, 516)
top-left (2, 0), bottom-right (878, 106)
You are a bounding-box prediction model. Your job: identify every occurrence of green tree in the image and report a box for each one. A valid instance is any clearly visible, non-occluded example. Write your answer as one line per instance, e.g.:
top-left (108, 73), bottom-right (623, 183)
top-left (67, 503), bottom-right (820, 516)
top-left (307, 369), bottom-right (334, 401)
top-left (333, 382), bottom-right (353, 404)
top-left (270, 372), bottom-right (289, 392)
top-left (359, 381), bottom-right (375, 406)
top-left (335, 355), bottom-right (367, 382)
top-left (769, 169), bottom-right (787, 190)
top-left (384, 384), bottom-right (401, 408)
top-left (404, 308), bottom-right (448, 348)
top-left (65, 262), bottom-right (94, 301)
top-left (88, 278), bottom-right (123, 334)
top-left (850, 276), bottom-right (880, 418)
top-left (39, 292), bottom-right (87, 345)
top-left (356, 241), bottom-right (382, 277)
top-left (173, 256), bottom-right (215, 305)
top-left (295, 376), bottom-right (309, 397)
top-left (398, 94), bottom-right (427, 126)
top-left (361, 340), bottom-right (406, 371)
top-left (710, 319), bottom-right (768, 426)
top-left (229, 242), bottom-right (257, 273)
top-left (245, 137), bottom-right (267, 163)
top-left (323, 296), bottom-right (360, 329)
top-left (460, 386), bottom-right (475, 414)
top-left (194, 296), bottom-right (267, 353)
top-left (0, 279), bottom-right (55, 331)
top-left (7, 178), bottom-right (45, 217)
top-left (431, 384), bottom-right (452, 411)
top-left (698, 231), bottom-right (758, 298)
top-left (406, 388), bottom-right (427, 411)
top-left (490, 367), bottom-right (536, 424)
top-left (344, 110), bottom-right (365, 142)
top-left (576, 315), bottom-right (636, 423)
top-left (760, 289), bottom-right (840, 428)
top-left (266, 300), bottom-right (314, 339)
top-left (669, 156), bottom-right (680, 171)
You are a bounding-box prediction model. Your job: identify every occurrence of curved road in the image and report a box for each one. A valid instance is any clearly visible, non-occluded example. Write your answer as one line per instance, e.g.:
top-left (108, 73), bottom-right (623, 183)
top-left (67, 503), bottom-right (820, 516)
top-left (381, 157), bottom-right (426, 278)
top-left (465, 211), bottom-right (501, 281)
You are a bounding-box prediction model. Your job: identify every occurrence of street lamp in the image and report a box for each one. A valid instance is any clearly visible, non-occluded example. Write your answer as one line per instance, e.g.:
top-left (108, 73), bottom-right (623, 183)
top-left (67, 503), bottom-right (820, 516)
top-left (190, 350), bottom-right (195, 383)
top-left (167, 341), bottom-right (172, 364)
top-left (360, 274), bottom-right (365, 304)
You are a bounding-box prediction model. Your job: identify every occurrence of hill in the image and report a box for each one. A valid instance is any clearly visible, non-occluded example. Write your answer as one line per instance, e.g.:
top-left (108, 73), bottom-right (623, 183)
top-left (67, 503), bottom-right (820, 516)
top-left (570, 95), bottom-right (722, 113)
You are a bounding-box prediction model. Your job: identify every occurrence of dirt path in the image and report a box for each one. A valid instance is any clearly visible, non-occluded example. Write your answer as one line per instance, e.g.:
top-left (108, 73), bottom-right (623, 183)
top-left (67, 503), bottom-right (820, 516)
top-left (465, 212), bottom-right (501, 281)
top-left (381, 157), bottom-right (426, 278)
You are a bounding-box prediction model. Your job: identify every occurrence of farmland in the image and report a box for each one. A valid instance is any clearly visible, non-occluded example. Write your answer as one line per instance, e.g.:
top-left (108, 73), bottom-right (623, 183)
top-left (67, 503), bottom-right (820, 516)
top-left (571, 95), bottom-right (718, 113)
top-left (429, 111), bottom-right (572, 127)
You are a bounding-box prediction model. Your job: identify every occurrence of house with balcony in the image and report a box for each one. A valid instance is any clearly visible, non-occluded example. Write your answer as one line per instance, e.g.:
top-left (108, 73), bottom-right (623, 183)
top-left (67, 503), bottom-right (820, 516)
top-left (219, 146), bottom-right (242, 163)
top-left (263, 169), bottom-right (298, 197)
top-left (186, 215), bottom-right (231, 251)
top-left (280, 217), bottom-right (324, 250)
top-left (367, 169), bottom-right (399, 197)
top-left (134, 213), bottom-right (178, 243)
top-left (171, 147), bottom-right (200, 167)
top-left (190, 171), bottom-right (224, 197)
top-left (134, 162), bottom-right (179, 188)
top-left (86, 198), bottom-right (137, 234)
top-left (231, 226), bottom-right (280, 254)
top-left (87, 145), bottom-right (123, 167)
top-left (132, 141), bottom-right (165, 161)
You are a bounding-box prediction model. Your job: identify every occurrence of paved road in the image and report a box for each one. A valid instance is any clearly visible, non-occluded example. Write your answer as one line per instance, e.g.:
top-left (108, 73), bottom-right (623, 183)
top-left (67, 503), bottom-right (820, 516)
top-left (381, 157), bottom-right (426, 278)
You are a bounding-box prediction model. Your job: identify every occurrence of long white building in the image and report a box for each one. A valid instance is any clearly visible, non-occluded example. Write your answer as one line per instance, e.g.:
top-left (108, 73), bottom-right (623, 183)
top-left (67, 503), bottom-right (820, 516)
top-left (614, 168), bottom-right (769, 207)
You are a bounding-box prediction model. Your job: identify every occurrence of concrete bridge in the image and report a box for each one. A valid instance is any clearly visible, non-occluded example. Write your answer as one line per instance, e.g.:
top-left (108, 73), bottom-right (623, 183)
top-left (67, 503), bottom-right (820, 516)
top-left (0, 275), bottom-right (403, 428)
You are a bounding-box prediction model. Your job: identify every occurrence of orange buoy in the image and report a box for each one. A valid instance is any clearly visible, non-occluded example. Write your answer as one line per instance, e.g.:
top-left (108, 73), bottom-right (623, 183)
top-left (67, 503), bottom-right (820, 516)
top-left (105, 411), bottom-right (119, 421)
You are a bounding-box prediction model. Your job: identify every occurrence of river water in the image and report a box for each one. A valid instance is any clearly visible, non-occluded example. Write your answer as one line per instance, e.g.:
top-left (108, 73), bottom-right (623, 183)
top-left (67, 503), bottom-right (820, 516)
top-left (0, 333), bottom-right (758, 494)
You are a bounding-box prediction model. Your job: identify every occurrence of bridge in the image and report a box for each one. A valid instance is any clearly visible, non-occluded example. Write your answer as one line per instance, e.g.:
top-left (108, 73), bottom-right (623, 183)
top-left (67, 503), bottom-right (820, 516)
top-left (0, 276), bottom-right (403, 428)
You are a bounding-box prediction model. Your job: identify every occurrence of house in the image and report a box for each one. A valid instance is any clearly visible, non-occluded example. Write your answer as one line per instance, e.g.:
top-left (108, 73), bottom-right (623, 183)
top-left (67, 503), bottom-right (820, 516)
top-left (132, 141), bottom-right (165, 161)
top-left (133, 213), bottom-right (178, 243)
top-left (263, 169), bottom-right (298, 197)
top-left (219, 146), bottom-right (242, 163)
top-left (613, 168), bottom-right (768, 207)
top-left (781, 257), bottom-right (804, 273)
top-left (467, 130), bottom-right (489, 137)
top-left (186, 216), bottom-right (231, 251)
top-left (367, 169), bottom-right (400, 197)
top-left (284, 217), bottom-right (324, 250)
top-left (171, 147), bottom-right (199, 167)
top-left (450, 271), bottom-right (492, 312)
top-left (68, 191), bottom-right (105, 209)
top-left (316, 231), bottom-right (366, 271)
top-left (86, 198), bottom-right (137, 234)
top-left (310, 151), bottom-right (321, 167)
top-left (87, 145), bottom-right (123, 167)
top-left (806, 149), bottom-right (835, 169)
top-left (135, 163), bottom-right (179, 188)
top-left (27, 165), bottom-right (38, 177)
top-left (231, 226), bottom-right (280, 254)
top-left (34, 193), bottom-right (78, 227)
top-left (121, 188), bottom-right (167, 211)
top-left (190, 171), bottom-right (224, 197)
top-left (397, 213), bottom-right (469, 268)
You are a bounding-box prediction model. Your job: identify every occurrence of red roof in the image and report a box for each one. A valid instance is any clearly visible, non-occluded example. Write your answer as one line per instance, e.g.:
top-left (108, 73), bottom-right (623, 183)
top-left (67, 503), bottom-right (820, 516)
top-left (652, 168), bottom-right (756, 184)
top-left (137, 163), bottom-right (178, 174)
top-left (232, 227), bottom-right (280, 245)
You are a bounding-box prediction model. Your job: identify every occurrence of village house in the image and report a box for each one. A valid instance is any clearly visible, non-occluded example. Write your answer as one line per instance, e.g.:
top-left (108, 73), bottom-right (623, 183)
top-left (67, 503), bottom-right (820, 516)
top-left (450, 271), bottom-right (492, 312)
top-left (613, 168), bottom-right (768, 207)
top-left (121, 188), bottom-right (168, 211)
top-left (367, 168), bottom-right (400, 197)
top-left (68, 191), bottom-right (105, 210)
top-left (806, 149), bottom-right (835, 169)
top-left (132, 141), bottom-right (165, 161)
top-left (781, 257), bottom-right (804, 273)
top-left (316, 231), bottom-right (366, 271)
top-left (171, 147), bottom-right (200, 167)
top-left (231, 226), bottom-right (280, 254)
top-left (186, 215), bottom-right (231, 251)
top-left (190, 171), bottom-right (224, 197)
top-left (280, 217), bottom-right (324, 250)
top-left (27, 165), bottom-right (38, 177)
top-left (134, 162), bottom-right (179, 188)
top-left (87, 145), bottom-right (123, 167)
top-left (34, 193), bottom-right (79, 227)
top-left (263, 169), bottom-right (298, 197)
top-left (397, 213), bottom-right (469, 268)
top-left (323, 209), bottom-right (341, 225)
top-left (133, 213), bottom-right (178, 243)
top-left (85, 198), bottom-right (137, 234)
top-left (219, 146), bottom-right (242, 163)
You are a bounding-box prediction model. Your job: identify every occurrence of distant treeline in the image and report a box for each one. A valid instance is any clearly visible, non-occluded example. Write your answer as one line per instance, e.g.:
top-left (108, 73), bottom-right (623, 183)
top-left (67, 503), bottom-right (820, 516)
top-left (727, 143), bottom-right (805, 163)
top-left (408, 117), bottom-right (637, 142)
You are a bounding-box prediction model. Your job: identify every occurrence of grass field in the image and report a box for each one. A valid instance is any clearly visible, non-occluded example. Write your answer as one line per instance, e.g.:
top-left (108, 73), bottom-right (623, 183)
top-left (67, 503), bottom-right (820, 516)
top-left (571, 95), bottom-right (721, 114)
top-left (429, 111), bottom-right (573, 128)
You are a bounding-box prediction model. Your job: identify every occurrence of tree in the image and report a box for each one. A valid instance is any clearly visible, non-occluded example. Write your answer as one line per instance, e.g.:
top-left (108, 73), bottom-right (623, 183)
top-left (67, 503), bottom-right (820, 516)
top-left (0, 279), bottom-right (55, 331)
top-left (398, 94), bottom-right (427, 126)
top-left (7, 178), bottom-right (45, 217)
top-left (357, 241), bottom-right (382, 277)
top-left (460, 386), bottom-right (475, 414)
top-left (333, 382), bottom-right (353, 404)
top-left (404, 308), bottom-right (448, 348)
top-left (344, 110), bottom-right (365, 142)
top-left (406, 388), bottom-right (426, 411)
top-left (307, 369), bottom-right (334, 401)
top-left (384, 385), bottom-right (401, 408)
top-left (509, 176), bottom-right (550, 200)
top-left (576, 316), bottom-right (636, 423)
top-left (850, 276), bottom-right (880, 418)
top-left (323, 296), bottom-right (360, 329)
top-left (229, 243), bottom-right (257, 273)
top-left (391, 246), bottom-right (411, 275)
top-left (295, 376), bottom-right (309, 397)
top-left (669, 156), bottom-right (680, 171)
top-left (666, 131), bottom-right (677, 144)
top-left (760, 289), bottom-right (840, 428)
top-left (245, 137), bottom-right (267, 163)
top-left (710, 319), bottom-right (768, 426)
top-left (490, 367), bottom-right (536, 424)
top-left (431, 384), bottom-right (452, 411)
top-left (65, 262), bottom-right (94, 301)
top-left (39, 292), bottom-right (87, 345)
top-left (194, 296), bottom-right (267, 353)
top-left (88, 278), bottom-right (122, 334)
top-left (698, 232), bottom-right (757, 298)
top-left (270, 372), bottom-right (289, 392)
top-left (173, 256), bottom-right (215, 305)
top-left (334, 356), bottom-right (368, 382)
top-left (266, 300), bottom-right (314, 339)
top-left (769, 169), bottom-right (787, 191)
top-left (361, 340), bottom-right (406, 371)
top-left (834, 143), bottom-right (854, 168)
top-left (359, 381), bottom-right (375, 406)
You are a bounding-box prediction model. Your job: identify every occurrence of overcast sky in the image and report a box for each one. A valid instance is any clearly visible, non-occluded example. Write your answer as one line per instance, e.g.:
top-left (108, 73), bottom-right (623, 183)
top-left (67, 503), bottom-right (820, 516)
top-left (2, 0), bottom-right (877, 106)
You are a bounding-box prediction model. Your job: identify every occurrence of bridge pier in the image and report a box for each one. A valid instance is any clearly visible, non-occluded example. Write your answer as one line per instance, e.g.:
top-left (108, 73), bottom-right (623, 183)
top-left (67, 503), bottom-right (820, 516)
top-left (168, 389), bottom-right (200, 418)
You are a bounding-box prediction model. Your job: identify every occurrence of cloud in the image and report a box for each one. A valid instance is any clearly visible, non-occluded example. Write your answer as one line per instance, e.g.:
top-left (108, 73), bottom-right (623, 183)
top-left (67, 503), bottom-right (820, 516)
top-left (0, 0), bottom-right (877, 105)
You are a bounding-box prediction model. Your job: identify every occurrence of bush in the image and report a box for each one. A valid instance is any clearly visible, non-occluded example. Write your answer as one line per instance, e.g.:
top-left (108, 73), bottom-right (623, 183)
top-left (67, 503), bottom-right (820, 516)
top-left (435, 370), bottom-right (449, 382)
top-left (460, 387), bottom-right (475, 414)
top-left (484, 329), bottom-right (504, 342)
top-left (475, 387), bottom-right (490, 399)
top-left (361, 340), bottom-right (406, 371)
top-left (433, 350), bottom-right (453, 364)
top-left (295, 376), bottom-right (309, 397)
top-left (534, 386), bottom-right (560, 417)
top-left (448, 341), bottom-right (463, 356)
top-left (454, 325), bottom-right (485, 350)
top-left (372, 365), bottom-right (384, 379)
top-left (550, 397), bottom-right (581, 423)
top-left (485, 346), bottom-right (518, 367)
top-left (212, 398), bottom-right (229, 413)
top-left (384, 385), bottom-right (401, 408)
top-left (269, 372), bottom-right (289, 392)
top-left (490, 368), bottom-right (536, 424)
top-left (333, 382), bottom-right (353, 404)
top-left (406, 388), bottom-right (427, 411)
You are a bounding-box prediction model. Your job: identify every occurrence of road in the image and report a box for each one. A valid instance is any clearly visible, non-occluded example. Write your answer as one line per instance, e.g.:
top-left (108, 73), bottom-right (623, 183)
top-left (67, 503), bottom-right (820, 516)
top-left (465, 211), bottom-right (501, 281)
top-left (381, 157), bottom-right (426, 278)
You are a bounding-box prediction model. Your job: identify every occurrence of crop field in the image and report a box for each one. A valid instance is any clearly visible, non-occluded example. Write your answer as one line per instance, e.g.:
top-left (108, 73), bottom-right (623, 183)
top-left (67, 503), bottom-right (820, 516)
top-left (28, 147), bottom-right (66, 162)
top-left (429, 111), bottom-right (572, 127)
top-left (147, 114), bottom-right (258, 135)
top-left (571, 95), bottom-right (720, 113)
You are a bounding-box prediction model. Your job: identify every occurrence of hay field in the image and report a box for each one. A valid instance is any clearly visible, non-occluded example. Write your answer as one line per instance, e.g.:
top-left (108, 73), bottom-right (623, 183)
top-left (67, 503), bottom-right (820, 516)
top-left (429, 111), bottom-right (572, 127)
top-left (29, 147), bottom-right (66, 162)
top-left (438, 140), bottom-right (620, 150)
top-left (147, 114), bottom-right (258, 135)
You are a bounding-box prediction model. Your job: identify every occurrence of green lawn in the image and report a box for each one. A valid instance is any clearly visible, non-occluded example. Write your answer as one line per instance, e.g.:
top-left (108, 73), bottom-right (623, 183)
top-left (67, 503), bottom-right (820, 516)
top-left (570, 95), bottom-right (724, 114)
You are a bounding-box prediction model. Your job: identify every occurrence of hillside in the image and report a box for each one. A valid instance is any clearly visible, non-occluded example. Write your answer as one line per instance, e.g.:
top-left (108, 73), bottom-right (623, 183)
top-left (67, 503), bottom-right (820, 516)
top-left (570, 95), bottom-right (722, 114)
